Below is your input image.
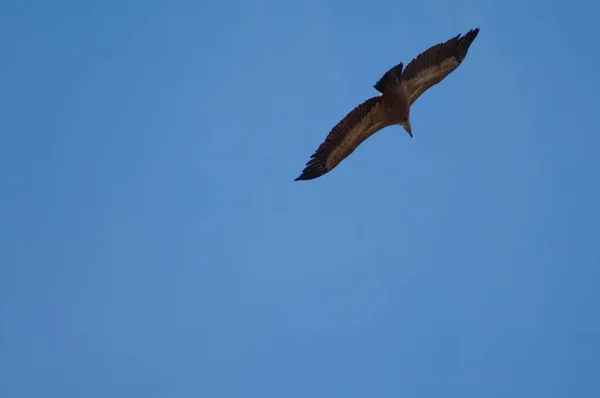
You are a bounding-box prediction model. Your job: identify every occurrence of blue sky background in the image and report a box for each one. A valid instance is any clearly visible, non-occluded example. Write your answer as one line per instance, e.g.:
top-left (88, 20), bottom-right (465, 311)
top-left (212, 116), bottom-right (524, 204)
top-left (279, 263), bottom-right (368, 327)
top-left (1, 0), bottom-right (599, 397)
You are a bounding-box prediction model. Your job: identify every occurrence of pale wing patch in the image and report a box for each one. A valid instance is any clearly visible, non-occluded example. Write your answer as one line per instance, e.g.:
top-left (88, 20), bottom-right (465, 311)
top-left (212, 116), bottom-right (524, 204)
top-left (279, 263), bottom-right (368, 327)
top-left (404, 58), bottom-right (459, 105)
top-left (325, 102), bottom-right (388, 170)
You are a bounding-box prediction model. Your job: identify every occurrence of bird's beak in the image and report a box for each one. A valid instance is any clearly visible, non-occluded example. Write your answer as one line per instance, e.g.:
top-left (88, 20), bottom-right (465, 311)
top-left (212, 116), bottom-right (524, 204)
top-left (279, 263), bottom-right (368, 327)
top-left (403, 120), bottom-right (412, 137)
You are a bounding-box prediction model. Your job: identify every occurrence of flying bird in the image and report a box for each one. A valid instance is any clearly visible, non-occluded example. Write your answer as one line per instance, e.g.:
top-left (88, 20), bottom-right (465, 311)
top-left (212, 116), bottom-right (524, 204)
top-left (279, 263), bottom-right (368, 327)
top-left (294, 28), bottom-right (480, 181)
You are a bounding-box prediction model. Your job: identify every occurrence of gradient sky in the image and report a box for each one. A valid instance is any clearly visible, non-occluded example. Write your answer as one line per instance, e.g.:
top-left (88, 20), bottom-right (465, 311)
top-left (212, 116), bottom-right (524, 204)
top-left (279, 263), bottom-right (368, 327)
top-left (1, 1), bottom-right (599, 397)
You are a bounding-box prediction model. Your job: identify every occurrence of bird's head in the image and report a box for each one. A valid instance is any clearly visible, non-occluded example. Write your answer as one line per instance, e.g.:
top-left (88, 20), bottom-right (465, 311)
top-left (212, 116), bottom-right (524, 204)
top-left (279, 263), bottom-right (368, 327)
top-left (401, 115), bottom-right (412, 137)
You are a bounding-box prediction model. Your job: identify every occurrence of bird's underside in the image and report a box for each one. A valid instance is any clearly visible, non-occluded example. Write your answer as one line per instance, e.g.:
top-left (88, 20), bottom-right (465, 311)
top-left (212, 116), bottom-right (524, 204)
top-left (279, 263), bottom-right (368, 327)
top-left (294, 27), bottom-right (480, 182)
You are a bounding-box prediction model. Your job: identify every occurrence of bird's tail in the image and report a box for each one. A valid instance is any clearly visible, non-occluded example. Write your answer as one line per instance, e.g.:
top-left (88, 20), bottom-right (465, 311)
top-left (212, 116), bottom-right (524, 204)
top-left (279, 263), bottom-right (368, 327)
top-left (373, 62), bottom-right (403, 93)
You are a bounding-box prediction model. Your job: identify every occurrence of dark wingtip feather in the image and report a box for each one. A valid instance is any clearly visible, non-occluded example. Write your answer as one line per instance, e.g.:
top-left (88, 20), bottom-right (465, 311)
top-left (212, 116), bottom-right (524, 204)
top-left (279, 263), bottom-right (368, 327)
top-left (294, 159), bottom-right (329, 181)
top-left (455, 28), bottom-right (480, 62)
top-left (294, 174), bottom-right (313, 181)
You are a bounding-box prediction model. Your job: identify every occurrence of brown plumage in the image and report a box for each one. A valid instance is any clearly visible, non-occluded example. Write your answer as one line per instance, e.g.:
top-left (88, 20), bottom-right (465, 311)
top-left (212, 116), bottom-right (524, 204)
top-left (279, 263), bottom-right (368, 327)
top-left (295, 28), bottom-right (480, 181)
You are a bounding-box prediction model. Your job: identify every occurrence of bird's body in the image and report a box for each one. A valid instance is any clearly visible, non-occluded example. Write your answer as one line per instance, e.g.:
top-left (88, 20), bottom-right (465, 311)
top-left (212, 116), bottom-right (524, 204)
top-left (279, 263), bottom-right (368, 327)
top-left (380, 85), bottom-right (411, 127)
top-left (295, 28), bottom-right (480, 181)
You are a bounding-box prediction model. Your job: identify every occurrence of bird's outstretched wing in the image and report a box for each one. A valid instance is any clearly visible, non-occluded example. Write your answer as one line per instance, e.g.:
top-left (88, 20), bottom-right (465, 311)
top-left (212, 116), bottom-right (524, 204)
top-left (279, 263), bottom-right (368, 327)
top-left (401, 28), bottom-right (479, 105)
top-left (295, 96), bottom-right (392, 181)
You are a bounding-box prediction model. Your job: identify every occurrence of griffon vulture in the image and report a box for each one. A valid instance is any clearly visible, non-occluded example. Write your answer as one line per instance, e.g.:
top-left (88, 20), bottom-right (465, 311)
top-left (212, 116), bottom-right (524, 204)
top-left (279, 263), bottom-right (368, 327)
top-left (294, 28), bottom-right (480, 181)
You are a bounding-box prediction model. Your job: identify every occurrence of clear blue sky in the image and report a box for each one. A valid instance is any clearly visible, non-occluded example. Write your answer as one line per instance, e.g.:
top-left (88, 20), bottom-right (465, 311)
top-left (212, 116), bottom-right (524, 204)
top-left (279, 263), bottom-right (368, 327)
top-left (1, 0), bottom-right (599, 397)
